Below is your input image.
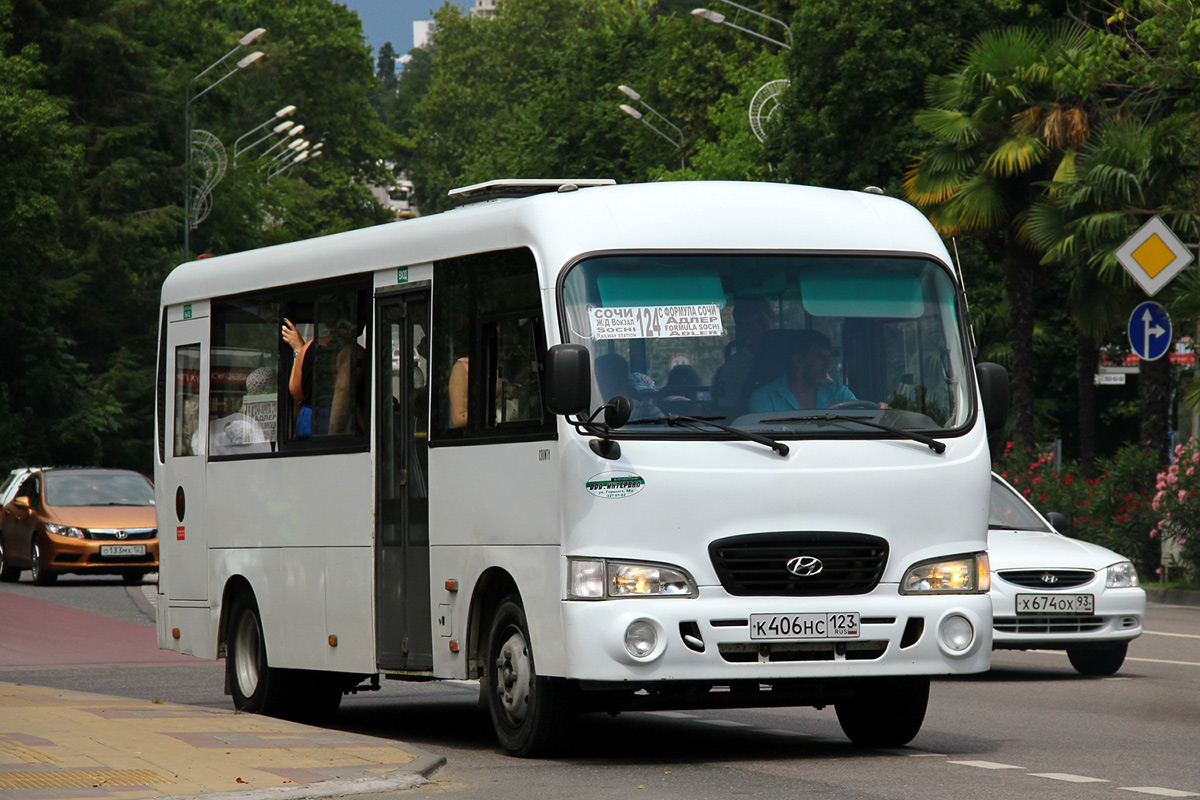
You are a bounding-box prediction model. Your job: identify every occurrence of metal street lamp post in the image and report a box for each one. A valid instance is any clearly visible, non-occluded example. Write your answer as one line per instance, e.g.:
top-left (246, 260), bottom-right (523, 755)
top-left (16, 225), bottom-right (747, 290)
top-left (233, 104), bottom-right (297, 164)
top-left (184, 27), bottom-right (266, 261)
top-left (617, 85), bottom-right (686, 168)
top-left (691, 1), bottom-right (792, 50)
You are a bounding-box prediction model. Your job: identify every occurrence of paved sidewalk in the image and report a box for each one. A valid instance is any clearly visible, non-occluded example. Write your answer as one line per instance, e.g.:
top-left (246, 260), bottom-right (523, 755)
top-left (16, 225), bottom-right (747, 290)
top-left (0, 682), bottom-right (443, 800)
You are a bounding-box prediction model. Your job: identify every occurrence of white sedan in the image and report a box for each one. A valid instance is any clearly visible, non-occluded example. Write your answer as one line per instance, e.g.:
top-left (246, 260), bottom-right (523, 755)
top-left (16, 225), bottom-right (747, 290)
top-left (988, 473), bottom-right (1146, 675)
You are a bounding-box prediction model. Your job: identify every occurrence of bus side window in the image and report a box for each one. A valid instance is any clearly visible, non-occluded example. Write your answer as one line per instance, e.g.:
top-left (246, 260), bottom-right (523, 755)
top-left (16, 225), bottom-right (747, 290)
top-left (175, 344), bottom-right (201, 457)
top-left (432, 248), bottom-right (553, 441)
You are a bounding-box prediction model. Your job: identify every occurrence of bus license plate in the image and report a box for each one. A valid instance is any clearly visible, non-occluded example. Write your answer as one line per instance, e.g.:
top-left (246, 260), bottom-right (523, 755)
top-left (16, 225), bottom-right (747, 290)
top-left (1016, 594), bottom-right (1094, 614)
top-left (749, 613), bottom-right (860, 640)
top-left (100, 544), bottom-right (146, 557)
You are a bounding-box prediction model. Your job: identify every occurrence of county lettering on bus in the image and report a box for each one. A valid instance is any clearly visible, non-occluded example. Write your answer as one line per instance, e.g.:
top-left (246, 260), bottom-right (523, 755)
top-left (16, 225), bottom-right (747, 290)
top-left (155, 179), bottom-right (1008, 758)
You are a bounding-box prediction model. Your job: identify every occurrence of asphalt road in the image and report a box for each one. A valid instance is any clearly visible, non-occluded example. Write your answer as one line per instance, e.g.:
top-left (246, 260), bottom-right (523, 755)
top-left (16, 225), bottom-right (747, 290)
top-left (2, 575), bottom-right (1198, 799)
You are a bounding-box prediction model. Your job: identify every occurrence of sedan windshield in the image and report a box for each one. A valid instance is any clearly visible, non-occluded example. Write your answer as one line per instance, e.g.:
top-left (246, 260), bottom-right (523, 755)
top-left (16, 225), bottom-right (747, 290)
top-left (560, 254), bottom-right (972, 436)
top-left (989, 477), bottom-right (1053, 532)
top-left (46, 473), bottom-right (155, 507)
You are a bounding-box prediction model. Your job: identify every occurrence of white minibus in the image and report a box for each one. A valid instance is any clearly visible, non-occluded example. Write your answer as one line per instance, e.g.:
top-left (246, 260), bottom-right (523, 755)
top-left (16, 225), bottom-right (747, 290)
top-left (155, 179), bottom-right (1009, 756)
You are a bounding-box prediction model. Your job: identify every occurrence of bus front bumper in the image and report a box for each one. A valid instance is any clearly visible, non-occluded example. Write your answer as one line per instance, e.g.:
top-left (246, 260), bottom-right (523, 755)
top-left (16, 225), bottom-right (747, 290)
top-left (559, 589), bottom-right (992, 682)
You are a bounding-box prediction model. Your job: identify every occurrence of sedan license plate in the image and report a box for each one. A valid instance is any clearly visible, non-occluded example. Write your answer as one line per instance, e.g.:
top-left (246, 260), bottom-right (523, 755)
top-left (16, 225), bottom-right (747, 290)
top-left (749, 613), bottom-right (860, 640)
top-left (1016, 593), bottom-right (1094, 614)
top-left (100, 544), bottom-right (146, 557)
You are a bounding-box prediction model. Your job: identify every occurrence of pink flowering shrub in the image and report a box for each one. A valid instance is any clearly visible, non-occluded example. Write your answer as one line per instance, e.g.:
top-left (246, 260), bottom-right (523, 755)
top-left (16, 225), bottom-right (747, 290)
top-left (994, 443), bottom-right (1164, 577)
top-left (1150, 438), bottom-right (1200, 574)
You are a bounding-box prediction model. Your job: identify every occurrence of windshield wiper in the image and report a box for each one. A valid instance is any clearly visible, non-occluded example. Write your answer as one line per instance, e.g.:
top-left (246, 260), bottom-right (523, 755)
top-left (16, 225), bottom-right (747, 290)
top-left (773, 413), bottom-right (946, 454)
top-left (633, 414), bottom-right (789, 457)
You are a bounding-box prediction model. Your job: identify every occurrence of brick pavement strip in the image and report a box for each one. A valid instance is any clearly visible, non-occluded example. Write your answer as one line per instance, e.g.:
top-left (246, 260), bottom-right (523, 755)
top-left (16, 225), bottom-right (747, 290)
top-left (0, 683), bottom-right (442, 799)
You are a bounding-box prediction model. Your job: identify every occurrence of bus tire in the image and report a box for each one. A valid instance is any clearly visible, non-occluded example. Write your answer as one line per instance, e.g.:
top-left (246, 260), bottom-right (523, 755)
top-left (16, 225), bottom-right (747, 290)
top-left (835, 676), bottom-right (929, 748)
top-left (1067, 642), bottom-right (1127, 676)
top-left (485, 597), bottom-right (576, 757)
top-left (227, 596), bottom-right (287, 716)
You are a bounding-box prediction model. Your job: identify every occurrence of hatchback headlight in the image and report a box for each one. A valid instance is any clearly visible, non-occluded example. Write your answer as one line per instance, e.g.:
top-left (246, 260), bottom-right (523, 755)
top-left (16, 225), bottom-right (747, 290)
top-left (901, 552), bottom-right (989, 594)
top-left (1107, 561), bottom-right (1139, 588)
top-left (568, 558), bottom-right (696, 599)
top-left (45, 523), bottom-right (85, 539)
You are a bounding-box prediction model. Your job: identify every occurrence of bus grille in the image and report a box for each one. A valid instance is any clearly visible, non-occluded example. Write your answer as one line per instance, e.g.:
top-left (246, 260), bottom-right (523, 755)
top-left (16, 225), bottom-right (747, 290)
top-left (708, 532), bottom-right (888, 597)
top-left (997, 569), bottom-right (1094, 589)
top-left (994, 615), bottom-right (1105, 634)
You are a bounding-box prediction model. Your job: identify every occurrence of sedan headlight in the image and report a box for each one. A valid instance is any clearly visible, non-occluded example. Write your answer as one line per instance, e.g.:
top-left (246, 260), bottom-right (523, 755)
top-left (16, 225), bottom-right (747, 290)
top-left (1107, 561), bottom-right (1140, 588)
top-left (901, 552), bottom-right (989, 594)
top-left (568, 558), bottom-right (696, 599)
top-left (45, 523), bottom-right (86, 539)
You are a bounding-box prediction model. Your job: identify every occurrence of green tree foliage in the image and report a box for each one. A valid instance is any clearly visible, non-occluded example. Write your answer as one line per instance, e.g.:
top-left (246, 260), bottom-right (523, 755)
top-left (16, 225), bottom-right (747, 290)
top-left (0, 0), bottom-right (397, 474)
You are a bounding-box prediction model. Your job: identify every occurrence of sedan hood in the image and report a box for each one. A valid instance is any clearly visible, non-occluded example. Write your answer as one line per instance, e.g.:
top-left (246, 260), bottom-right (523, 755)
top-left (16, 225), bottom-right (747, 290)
top-left (987, 528), bottom-right (1129, 571)
top-left (46, 505), bottom-right (157, 530)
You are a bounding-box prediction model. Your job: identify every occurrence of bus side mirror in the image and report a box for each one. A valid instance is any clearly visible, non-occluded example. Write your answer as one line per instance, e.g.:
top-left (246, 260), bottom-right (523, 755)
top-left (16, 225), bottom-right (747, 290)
top-left (546, 344), bottom-right (591, 416)
top-left (975, 362), bottom-right (1009, 432)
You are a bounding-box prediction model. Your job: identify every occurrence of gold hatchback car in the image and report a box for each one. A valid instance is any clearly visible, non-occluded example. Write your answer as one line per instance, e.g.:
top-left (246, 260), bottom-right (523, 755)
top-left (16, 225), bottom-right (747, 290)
top-left (0, 467), bottom-right (158, 585)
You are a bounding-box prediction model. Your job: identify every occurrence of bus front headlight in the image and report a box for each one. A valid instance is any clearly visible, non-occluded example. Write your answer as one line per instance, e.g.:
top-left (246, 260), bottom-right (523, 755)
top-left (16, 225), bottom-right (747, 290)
top-left (568, 558), bottom-right (696, 599)
top-left (901, 552), bottom-right (989, 594)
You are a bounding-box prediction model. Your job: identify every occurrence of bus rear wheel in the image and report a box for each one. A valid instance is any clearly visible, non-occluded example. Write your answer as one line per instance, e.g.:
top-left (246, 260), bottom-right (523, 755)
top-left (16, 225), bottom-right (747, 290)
top-left (485, 597), bottom-right (576, 757)
top-left (835, 676), bottom-right (929, 748)
top-left (227, 596), bottom-right (287, 716)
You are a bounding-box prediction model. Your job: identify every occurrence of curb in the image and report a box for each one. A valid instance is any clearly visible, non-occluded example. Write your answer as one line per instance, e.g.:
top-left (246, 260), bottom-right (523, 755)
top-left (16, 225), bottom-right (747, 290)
top-left (1145, 586), bottom-right (1200, 607)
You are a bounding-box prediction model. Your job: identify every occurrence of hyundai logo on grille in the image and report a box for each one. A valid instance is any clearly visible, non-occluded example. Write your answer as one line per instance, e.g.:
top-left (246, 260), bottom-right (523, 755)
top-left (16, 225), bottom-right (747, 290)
top-left (1041, 573), bottom-right (1058, 585)
top-left (787, 555), bottom-right (823, 577)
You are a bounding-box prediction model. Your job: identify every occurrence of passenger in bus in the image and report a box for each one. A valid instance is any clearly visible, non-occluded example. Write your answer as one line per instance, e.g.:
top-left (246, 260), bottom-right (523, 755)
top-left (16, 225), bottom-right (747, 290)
top-left (711, 298), bottom-right (774, 417)
top-left (448, 356), bottom-right (469, 428)
top-left (660, 364), bottom-right (702, 416)
top-left (747, 329), bottom-right (856, 411)
top-left (282, 303), bottom-right (366, 437)
top-left (594, 353), bottom-right (664, 420)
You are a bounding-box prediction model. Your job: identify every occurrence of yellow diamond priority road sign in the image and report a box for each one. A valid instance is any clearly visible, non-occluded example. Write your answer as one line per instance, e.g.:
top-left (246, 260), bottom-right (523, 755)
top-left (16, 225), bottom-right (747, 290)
top-left (1115, 215), bottom-right (1194, 296)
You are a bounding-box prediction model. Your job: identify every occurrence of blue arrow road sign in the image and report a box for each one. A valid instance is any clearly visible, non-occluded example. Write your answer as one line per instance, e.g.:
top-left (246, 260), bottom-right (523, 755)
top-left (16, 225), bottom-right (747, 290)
top-left (1128, 301), bottom-right (1172, 361)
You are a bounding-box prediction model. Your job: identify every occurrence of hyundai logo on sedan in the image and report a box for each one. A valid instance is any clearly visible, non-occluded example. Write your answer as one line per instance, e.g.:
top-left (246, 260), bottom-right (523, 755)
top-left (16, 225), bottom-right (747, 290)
top-left (1041, 572), bottom-right (1059, 585)
top-left (787, 555), bottom-right (823, 577)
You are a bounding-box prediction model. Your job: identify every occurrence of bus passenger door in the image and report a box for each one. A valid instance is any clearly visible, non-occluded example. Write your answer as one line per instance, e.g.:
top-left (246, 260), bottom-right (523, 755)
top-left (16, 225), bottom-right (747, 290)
top-left (162, 311), bottom-right (210, 602)
top-left (375, 292), bottom-right (432, 671)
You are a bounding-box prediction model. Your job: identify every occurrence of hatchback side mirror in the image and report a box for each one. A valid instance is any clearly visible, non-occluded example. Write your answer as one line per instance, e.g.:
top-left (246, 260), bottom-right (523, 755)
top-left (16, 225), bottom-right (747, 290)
top-left (1045, 511), bottom-right (1071, 534)
top-left (975, 362), bottom-right (1009, 432)
top-left (13, 496), bottom-right (31, 509)
top-left (545, 344), bottom-right (591, 416)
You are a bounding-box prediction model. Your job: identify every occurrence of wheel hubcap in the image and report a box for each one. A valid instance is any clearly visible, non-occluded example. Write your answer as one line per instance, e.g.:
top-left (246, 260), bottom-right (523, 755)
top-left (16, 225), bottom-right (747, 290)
top-left (494, 629), bottom-right (531, 723)
top-left (232, 612), bottom-right (261, 697)
top-left (31, 543), bottom-right (41, 579)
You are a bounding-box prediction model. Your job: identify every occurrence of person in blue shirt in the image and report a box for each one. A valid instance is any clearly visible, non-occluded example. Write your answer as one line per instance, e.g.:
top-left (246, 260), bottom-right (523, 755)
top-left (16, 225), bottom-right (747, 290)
top-left (748, 329), bottom-right (856, 412)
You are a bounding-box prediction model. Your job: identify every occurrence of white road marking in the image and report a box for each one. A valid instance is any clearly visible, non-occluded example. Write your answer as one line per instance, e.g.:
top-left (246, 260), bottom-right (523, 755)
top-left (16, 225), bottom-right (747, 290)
top-left (643, 710), bottom-right (696, 719)
top-left (1120, 788), bottom-right (1200, 797)
top-left (948, 760), bottom-right (1024, 770)
top-left (1029, 773), bottom-right (1108, 783)
top-left (1144, 630), bottom-right (1200, 640)
top-left (1126, 656), bottom-right (1200, 667)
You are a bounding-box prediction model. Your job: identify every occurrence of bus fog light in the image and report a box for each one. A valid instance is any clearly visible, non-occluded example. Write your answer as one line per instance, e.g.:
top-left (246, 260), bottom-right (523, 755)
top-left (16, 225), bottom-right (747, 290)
top-left (939, 614), bottom-right (974, 652)
top-left (624, 620), bottom-right (658, 658)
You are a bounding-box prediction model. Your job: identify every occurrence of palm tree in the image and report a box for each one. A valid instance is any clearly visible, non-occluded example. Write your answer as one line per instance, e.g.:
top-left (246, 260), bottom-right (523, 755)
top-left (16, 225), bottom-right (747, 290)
top-left (904, 23), bottom-right (1092, 452)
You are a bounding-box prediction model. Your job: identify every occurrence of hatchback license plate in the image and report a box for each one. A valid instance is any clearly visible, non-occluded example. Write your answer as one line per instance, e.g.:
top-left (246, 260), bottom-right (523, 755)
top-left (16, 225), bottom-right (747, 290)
top-left (100, 544), bottom-right (146, 557)
top-left (749, 613), bottom-right (860, 640)
top-left (1016, 593), bottom-right (1094, 614)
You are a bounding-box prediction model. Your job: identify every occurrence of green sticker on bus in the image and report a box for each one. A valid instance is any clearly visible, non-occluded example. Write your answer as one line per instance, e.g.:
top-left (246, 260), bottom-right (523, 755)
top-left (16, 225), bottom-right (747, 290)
top-left (183, 304), bottom-right (192, 320)
top-left (586, 471), bottom-right (646, 499)
top-left (397, 267), bottom-right (409, 284)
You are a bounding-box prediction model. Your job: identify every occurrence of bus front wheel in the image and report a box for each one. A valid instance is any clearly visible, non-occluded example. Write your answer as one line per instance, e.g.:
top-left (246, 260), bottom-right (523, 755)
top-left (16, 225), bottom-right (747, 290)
top-left (485, 597), bottom-right (576, 757)
top-left (835, 676), bottom-right (929, 748)
top-left (227, 597), bottom-right (285, 716)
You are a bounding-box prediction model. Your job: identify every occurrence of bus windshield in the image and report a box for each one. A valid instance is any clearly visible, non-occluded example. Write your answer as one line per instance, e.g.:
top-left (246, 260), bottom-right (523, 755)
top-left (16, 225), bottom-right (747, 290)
top-left (560, 254), bottom-right (972, 434)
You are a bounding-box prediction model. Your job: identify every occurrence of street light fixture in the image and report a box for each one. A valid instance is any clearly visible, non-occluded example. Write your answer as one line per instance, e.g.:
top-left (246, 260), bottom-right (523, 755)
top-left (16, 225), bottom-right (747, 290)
top-left (616, 85), bottom-right (684, 149)
top-left (233, 104), bottom-right (297, 163)
top-left (261, 126), bottom-right (307, 165)
top-left (691, 1), bottom-right (792, 50)
top-left (184, 27), bottom-right (266, 261)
